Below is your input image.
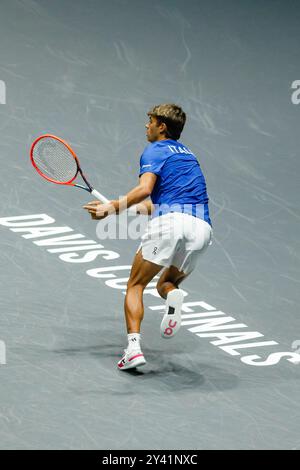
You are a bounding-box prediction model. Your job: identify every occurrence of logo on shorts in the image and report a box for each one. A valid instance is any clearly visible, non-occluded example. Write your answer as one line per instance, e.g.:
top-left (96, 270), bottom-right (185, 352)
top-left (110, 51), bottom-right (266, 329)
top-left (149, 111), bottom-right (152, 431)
top-left (152, 247), bottom-right (158, 255)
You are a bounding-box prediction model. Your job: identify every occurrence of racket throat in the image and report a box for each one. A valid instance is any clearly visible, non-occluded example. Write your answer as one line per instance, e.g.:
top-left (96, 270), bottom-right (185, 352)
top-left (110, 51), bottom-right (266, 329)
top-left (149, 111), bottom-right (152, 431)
top-left (78, 169), bottom-right (93, 192)
top-left (75, 183), bottom-right (92, 192)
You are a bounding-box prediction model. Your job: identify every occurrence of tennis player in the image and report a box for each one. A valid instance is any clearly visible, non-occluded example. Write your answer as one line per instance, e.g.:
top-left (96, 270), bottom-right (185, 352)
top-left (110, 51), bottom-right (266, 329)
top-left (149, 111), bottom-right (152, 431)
top-left (84, 104), bottom-right (213, 370)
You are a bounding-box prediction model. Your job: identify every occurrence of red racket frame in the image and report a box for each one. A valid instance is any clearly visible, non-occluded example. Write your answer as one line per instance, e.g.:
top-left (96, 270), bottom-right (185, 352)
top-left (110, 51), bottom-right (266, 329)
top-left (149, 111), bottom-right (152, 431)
top-left (30, 134), bottom-right (81, 186)
top-left (30, 134), bottom-right (112, 204)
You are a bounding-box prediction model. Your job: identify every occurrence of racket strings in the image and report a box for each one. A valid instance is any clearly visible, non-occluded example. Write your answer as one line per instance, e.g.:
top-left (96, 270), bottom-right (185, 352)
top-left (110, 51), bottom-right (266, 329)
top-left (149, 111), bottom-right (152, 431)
top-left (32, 138), bottom-right (78, 183)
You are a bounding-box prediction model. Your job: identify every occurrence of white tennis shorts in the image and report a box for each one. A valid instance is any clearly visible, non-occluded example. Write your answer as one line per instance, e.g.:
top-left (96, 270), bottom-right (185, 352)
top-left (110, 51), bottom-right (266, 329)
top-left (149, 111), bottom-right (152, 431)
top-left (136, 212), bottom-right (213, 275)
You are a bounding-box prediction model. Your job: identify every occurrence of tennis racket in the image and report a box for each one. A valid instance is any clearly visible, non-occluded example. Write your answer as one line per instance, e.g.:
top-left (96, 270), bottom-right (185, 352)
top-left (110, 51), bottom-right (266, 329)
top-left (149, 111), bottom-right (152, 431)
top-left (30, 134), bottom-right (109, 203)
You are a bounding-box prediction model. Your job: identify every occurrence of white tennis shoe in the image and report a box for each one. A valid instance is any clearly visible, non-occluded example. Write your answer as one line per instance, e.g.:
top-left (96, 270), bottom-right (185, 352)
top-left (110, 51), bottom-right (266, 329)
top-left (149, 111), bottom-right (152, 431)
top-left (160, 288), bottom-right (184, 339)
top-left (117, 348), bottom-right (146, 370)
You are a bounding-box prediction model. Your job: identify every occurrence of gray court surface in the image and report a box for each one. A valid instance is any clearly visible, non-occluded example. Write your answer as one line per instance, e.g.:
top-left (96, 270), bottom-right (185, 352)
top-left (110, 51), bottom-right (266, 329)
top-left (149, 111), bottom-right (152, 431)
top-left (0, 0), bottom-right (300, 450)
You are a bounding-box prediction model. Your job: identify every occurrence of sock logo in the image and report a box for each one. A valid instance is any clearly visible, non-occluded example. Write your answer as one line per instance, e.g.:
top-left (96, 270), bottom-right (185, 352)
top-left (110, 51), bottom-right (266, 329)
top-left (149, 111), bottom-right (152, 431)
top-left (152, 247), bottom-right (158, 255)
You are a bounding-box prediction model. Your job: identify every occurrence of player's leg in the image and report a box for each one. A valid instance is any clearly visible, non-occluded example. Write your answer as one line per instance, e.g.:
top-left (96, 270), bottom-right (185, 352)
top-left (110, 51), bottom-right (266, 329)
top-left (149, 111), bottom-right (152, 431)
top-left (118, 248), bottom-right (163, 371)
top-left (125, 248), bottom-right (163, 333)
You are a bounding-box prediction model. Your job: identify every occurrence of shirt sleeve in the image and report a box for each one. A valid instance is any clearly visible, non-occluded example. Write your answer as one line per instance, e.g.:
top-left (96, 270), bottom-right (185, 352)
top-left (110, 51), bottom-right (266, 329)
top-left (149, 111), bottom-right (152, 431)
top-left (139, 144), bottom-right (165, 177)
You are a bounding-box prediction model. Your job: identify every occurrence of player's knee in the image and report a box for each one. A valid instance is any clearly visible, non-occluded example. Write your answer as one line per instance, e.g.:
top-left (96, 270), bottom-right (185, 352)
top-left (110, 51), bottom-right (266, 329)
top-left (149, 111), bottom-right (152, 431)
top-left (156, 279), bottom-right (173, 297)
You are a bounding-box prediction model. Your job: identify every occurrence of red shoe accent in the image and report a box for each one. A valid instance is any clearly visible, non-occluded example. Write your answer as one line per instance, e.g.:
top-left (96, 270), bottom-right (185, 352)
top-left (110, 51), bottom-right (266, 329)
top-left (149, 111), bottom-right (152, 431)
top-left (129, 353), bottom-right (144, 362)
top-left (117, 351), bottom-right (146, 370)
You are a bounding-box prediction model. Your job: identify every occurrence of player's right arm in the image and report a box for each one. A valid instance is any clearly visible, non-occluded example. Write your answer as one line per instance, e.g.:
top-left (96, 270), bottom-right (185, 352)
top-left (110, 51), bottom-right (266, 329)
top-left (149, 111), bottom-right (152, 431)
top-left (133, 143), bottom-right (163, 215)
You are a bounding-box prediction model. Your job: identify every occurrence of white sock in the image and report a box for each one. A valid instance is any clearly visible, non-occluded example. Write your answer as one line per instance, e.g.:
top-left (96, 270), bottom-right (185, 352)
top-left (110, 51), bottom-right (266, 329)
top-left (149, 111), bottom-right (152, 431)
top-left (127, 333), bottom-right (141, 351)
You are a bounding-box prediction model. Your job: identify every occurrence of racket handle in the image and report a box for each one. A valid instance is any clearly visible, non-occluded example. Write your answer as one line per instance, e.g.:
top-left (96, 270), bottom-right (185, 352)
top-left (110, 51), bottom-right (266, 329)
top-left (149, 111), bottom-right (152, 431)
top-left (91, 188), bottom-right (137, 215)
top-left (91, 189), bottom-right (110, 204)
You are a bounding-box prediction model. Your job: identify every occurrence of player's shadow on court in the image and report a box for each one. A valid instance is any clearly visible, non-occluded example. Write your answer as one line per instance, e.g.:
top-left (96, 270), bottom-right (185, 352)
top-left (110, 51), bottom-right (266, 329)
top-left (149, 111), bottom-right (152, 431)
top-left (53, 344), bottom-right (238, 392)
top-left (120, 357), bottom-right (238, 393)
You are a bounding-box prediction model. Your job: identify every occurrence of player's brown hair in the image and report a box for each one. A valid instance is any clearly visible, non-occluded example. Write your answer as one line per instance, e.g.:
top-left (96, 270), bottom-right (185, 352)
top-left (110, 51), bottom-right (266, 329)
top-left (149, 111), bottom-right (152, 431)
top-left (147, 103), bottom-right (186, 140)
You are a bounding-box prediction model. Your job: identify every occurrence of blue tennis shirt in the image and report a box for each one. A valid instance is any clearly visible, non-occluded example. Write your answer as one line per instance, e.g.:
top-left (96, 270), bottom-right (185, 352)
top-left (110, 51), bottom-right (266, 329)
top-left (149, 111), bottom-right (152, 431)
top-left (139, 139), bottom-right (212, 227)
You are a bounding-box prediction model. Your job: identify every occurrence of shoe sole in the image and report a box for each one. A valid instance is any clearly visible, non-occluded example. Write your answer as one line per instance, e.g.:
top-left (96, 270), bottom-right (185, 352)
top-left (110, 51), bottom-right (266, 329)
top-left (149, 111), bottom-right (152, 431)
top-left (118, 354), bottom-right (146, 370)
top-left (160, 289), bottom-right (184, 339)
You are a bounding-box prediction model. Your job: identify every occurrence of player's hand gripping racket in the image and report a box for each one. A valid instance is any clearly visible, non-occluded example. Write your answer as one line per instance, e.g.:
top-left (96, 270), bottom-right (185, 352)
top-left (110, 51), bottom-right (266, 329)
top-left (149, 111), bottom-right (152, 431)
top-left (30, 134), bottom-right (109, 203)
